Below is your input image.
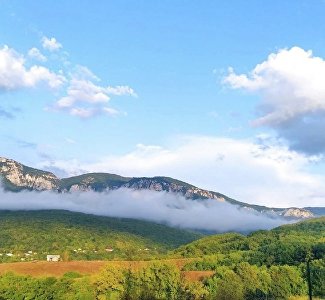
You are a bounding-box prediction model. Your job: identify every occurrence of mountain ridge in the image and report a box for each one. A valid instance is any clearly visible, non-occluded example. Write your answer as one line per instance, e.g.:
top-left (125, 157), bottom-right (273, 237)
top-left (0, 156), bottom-right (322, 220)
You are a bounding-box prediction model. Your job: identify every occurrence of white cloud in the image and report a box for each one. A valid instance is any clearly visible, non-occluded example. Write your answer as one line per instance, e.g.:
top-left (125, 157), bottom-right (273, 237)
top-left (54, 78), bottom-right (136, 118)
top-left (0, 41), bottom-right (135, 118)
top-left (57, 79), bottom-right (110, 107)
top-left (40, 136), bottom-right (325, 208)
top-left (224, 46), bottom-right (325, 154)
top-left (41, 36), bottom-right (62, 52)
top-left (103, 107), bottom-right (120, 116)
top-left (28, 47), bottom-right (47, 62)
top-left (73, 65), bottom-right (100, 81)
top-left (0, 187), bottom-right (288, 232)
top-left (70, 107), bottom-right (96, 118)
top-left (106, 86), bottom-right (138, 97)
top-left (0, 45), bottom-right (65, 90)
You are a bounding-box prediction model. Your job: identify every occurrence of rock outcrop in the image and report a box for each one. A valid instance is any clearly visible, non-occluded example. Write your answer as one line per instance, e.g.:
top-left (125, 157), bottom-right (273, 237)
top-left (0, 157), bottom-right (59, 191)
top-left (0, 156), bottom-right (318, 220)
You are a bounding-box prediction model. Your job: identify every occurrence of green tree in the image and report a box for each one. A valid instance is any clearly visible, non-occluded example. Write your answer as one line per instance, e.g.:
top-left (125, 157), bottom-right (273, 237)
top-left (269, 265), bottom-right (306, 299)
top-left (181, 280), bottom-right (209, 300)
top-left (215, 270), bottom-right (244, 300)
top-left (309, 259), bottom-right (325, 298)
top-left (93, 266), bottom-right (125, 300)
top-left (137, 263), bottom-right (182, 300)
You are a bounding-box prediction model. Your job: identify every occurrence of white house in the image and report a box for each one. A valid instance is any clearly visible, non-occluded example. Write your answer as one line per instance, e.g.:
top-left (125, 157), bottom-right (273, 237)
top-left (47, 255), bottom-right (60, 262)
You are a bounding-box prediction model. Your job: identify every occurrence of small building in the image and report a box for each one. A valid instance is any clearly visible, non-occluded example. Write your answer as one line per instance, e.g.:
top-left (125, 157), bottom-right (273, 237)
top-left (47, 255), bottom-right (60, 262)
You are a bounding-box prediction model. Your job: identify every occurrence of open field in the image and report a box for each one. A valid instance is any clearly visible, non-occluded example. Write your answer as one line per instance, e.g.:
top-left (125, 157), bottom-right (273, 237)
top-left (0, 259), bottom-right (215, 281)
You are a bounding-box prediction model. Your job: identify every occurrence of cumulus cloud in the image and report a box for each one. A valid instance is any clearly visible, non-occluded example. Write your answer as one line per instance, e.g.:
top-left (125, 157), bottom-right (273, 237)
top-left (28, 47), bottom-right (47, 62)
top-left (54, 78), bottom-right (136, 118)
top-left (224, 46), bottom-right (325, 154)
top-left (41, 36), bottom-right (62, 51)
top-left (40, 136), bottom-right (325, 208)
top-left (0, 45), bottom-right (65, 90)
top-left (0, 187), bottom-right (288, 232)
top-left (0, 41), bottom-right (135, 118)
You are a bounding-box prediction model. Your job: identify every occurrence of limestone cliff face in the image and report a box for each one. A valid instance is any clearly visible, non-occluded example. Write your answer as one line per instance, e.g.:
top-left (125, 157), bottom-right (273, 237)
top-left (0, 156), bottom-right (318, 220)
top-left (123, 178), bottom-right (225, 202)
top-left (281, 208), bottom-right (314, 219)
top-left (262, 207), bottom-right (315, 219)
top-left (0, 157), bottom-right (59, 191)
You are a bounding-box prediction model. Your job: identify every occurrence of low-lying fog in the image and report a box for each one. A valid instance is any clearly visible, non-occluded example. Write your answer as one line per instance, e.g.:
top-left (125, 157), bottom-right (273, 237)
top-left (0, 187), bottom-right (289, 232)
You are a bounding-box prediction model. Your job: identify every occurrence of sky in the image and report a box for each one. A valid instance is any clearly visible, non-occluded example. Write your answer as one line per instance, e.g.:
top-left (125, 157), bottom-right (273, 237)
top-left (1, 0), bottom-right (325, 207)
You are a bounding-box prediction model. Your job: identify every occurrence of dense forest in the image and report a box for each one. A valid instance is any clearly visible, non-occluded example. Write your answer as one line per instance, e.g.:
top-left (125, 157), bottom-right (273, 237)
top-left (0, 210), bottom-right (201, 262)
top-left (0, 213), bottom-right (323, 299)
top-left (0, 259), bottom-right (323, 299)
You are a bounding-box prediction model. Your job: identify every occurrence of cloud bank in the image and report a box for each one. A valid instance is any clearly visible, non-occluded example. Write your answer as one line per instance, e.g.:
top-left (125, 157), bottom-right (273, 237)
top-left (0, 187), bottom-right (287, 232)
top-left (224, 46), bottom-right (325, 154)
top-left (40, 136), bottom-right (325, 208)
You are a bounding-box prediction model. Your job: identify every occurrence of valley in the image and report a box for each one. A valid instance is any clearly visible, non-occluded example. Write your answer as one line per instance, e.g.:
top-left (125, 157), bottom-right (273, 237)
top-left (0, 215), bottom-right (323, 299)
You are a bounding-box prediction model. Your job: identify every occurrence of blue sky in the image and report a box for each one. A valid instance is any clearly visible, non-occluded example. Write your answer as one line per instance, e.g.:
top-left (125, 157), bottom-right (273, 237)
top-left (1, 0), bottom-right (325, 207)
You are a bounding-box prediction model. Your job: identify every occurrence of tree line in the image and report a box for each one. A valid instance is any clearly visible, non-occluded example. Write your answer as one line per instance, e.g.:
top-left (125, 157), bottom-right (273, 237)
top-left (0, 259), bottom-right (323, 299)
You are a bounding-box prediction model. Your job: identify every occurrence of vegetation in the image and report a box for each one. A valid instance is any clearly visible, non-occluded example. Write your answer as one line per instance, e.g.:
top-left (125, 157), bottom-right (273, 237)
top-left (0, 210), bottom-right (201, 262)
top-left (0, 157), bottom-right (270, 211)
top-left (0, 212), bottom-right (323, 299)
top-left (59, 173), bottom-right (131, 191)
top-left (176, 217), bottom-right (325, 299)
top-left (0, 260), bottom-right (323, 299)
top-left (174, 217), bottom-right (325, 265)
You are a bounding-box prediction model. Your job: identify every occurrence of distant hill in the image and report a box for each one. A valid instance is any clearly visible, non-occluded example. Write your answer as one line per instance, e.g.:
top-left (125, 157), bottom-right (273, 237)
top-left (304, 207), bottom-right (325, 216)
top-left (0, 210), bottom-right (202, 263)
top-left (0, 156), bottom-right (322, 220)
top-left (174, 217), bottom-right (325, 263)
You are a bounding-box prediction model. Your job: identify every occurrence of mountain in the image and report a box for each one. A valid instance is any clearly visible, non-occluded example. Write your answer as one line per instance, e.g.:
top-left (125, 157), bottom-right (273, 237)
top-left (303, 206), bottom-right (325, 216)
top-left (0, 157), bottom-right (59, 191)
top-left (0, 210), bottom-right (202, 263)
top-left (0, 157), bottom-right (321, 219)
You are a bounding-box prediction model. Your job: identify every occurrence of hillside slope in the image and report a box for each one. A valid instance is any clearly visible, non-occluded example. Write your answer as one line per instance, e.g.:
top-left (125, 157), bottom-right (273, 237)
top-left (0, 210), bottom-right (202, 263)
top-left (174, 217), bottom-right (325, 263)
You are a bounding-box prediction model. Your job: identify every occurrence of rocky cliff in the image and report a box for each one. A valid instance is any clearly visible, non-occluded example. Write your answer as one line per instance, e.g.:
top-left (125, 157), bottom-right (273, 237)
top-left (0, 156), bottom-right (319, 219)
top-left (0, 157), bottom-right (59, 191)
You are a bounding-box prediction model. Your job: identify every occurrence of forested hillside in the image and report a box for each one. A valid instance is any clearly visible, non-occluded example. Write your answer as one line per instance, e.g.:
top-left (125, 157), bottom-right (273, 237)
top-left (0, 210), bottom-right (201, 262)
top-left (0, 216), bottom-right (323, 299)
top-left (174, 217), bottom-right (324, 263)
top-left (174, 217), bottom-right (325, 299)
